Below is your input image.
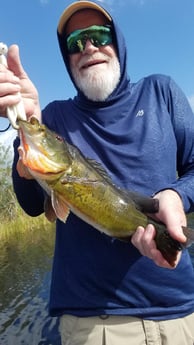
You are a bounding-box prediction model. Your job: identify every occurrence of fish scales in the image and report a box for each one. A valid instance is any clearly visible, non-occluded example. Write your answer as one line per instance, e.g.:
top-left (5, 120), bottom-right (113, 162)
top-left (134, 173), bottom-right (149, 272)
top-left (52, 169), bottom-right (148, 237)
top-left (18, 117), bottom-right (194, 267)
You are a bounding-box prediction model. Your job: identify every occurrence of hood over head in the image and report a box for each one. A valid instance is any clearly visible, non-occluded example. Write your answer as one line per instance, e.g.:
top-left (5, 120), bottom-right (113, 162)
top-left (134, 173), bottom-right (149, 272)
top-left (58, 1), bottom-right (112, 34)
top-left (57, 0), bottom-right (130, 104)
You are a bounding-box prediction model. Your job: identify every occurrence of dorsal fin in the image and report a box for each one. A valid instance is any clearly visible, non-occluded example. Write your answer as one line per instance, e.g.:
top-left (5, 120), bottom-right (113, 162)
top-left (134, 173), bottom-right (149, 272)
top-left (125, 190), bottom-right (159, 213)
top-left (87, 158), bottom-right (159, 214)
top-left (87, 158), bottom-right (113, 184)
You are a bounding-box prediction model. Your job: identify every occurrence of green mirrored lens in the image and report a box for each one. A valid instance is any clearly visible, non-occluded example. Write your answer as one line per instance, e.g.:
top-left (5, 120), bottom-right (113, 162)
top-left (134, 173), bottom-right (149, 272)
top-left (67, 25), bottom-right (112, 54)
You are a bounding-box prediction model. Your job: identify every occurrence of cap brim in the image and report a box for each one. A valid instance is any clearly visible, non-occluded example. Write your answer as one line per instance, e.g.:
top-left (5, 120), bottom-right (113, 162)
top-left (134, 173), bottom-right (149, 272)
top-left (57, 1), bottom-right (112, 35)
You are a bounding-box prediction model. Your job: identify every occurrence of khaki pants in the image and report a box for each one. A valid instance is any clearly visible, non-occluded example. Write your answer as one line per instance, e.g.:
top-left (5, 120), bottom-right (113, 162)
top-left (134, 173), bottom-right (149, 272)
top-left (59, 313), bottom-right (194, 345)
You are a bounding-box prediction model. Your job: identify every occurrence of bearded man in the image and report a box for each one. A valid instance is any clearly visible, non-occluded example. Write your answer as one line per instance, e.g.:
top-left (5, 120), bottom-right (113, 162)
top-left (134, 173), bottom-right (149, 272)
top-left (1, 1), bottom-right (194, 344)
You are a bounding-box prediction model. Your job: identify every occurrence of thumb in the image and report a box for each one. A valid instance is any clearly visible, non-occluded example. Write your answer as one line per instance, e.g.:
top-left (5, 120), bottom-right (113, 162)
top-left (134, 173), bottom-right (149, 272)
top-left (7, 44), bottom-right (28, 80)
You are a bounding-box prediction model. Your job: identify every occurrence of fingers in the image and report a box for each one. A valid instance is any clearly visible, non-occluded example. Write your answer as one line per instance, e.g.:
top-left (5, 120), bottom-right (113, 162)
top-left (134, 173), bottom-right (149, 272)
top-left (131, 224), bottom-right (158, 260)
top-left (131, 224), bottom-right (181, 269)
top-left (7, 45), bottom-right (29, 80)
top-left (16, 159), bottom-right (33, 179)
top-left (16, 147), bottom-right (33, 180)
top-left (153, 190), bottom-right (187, 243)
top-left (0, 44), bottom-right (41, 120)
top-left (0, 59), bottom-right (22, 115)
top-left (163, 212), bottom-right (187, 243)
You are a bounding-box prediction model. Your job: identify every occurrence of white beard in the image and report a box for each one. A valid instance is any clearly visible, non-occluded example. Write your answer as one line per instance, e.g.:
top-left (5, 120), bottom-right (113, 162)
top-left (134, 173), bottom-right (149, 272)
top-left (71, 55), bottom-right (121, 101)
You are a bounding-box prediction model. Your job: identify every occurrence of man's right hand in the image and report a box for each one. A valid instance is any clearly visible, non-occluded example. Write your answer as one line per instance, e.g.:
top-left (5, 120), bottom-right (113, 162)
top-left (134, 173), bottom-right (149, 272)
top-left (0, 44), bottom-right (41, 121)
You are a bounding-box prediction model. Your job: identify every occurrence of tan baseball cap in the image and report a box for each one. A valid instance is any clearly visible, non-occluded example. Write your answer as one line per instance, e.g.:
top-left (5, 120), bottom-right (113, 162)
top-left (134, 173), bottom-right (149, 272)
top-left (57, 1), bottom-right (112, 35)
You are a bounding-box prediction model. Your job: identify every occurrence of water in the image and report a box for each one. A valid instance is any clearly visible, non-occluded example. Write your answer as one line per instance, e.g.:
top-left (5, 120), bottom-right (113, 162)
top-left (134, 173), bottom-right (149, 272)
top-left (0, 271), bottom-right (60, 345)
top-left (0, 221), bottom-right (194, 344)
top-left (0, 224), bottom-right (61, 345)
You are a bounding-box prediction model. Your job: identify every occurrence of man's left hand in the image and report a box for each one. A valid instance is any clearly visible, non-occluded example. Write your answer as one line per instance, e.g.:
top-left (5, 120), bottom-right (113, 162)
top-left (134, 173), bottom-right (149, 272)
top-left (131, 189), bottom-right (187, 268)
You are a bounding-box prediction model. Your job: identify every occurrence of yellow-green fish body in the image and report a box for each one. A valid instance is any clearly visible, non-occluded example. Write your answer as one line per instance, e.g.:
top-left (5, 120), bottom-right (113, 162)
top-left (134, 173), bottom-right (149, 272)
top-left (18, 117), bottom-right (194, 267)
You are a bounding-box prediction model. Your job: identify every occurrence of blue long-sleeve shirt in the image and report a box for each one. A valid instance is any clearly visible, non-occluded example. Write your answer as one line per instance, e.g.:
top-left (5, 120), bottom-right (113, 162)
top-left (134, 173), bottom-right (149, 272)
top-left (11, 0), bottom-right (194, 320)
top-left (12, 74), bottom-right (194, 320)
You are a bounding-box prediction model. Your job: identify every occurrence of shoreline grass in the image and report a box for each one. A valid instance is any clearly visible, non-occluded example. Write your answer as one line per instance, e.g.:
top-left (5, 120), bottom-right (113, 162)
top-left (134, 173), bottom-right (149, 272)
top-left (0, 205), bottom-right (55, 243)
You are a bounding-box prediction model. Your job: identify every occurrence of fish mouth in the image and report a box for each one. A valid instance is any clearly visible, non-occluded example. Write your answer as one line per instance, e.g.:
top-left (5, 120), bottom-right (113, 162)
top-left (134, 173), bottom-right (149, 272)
top-left (18, 116), bottom-right (40, 130)
top-left (19, 129), bottom-right (67, 175)
top-left (18, 117), bottom-right (72, 176)
top-left (19, 145), bottom-right (65, 176)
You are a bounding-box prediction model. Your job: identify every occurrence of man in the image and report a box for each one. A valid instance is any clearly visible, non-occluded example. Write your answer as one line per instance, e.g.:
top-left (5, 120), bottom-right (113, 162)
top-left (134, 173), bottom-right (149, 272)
top-left (0, 1), bottom-right (194, 344)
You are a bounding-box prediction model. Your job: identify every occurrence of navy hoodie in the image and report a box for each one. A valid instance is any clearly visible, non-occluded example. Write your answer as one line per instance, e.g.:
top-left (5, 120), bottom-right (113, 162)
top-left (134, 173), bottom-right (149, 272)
top-left (12, 1), bottom-right (194, 319)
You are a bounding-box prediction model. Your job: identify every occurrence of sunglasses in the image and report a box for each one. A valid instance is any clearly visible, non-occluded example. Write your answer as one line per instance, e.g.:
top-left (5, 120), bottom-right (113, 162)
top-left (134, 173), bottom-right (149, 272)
top-left (66, 25), bottom-right (113, 55)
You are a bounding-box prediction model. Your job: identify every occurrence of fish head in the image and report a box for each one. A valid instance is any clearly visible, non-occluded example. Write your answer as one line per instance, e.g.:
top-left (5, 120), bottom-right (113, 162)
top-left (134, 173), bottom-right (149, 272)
top-left (18, 117), bottom-right (72, 178)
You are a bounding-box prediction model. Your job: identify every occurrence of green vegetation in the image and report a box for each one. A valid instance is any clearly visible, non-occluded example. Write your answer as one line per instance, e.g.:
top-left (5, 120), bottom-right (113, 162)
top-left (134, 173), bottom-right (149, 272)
top-left (0, 142), bottom-right (56, 317)
top-left (0, 142), bottom-right (54, 242)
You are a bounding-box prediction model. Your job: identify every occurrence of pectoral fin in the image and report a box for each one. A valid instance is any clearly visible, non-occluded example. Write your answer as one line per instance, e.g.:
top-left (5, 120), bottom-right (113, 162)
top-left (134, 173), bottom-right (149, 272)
top-left (51, 190), bottom-right (70, 223)
top-left (44, 194), bottom-right (57, 222)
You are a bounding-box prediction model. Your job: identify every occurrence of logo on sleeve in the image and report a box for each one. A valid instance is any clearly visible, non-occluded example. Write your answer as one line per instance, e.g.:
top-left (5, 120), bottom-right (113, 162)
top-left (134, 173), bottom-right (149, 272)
top-left (136, 109), bottom-right (144, 117)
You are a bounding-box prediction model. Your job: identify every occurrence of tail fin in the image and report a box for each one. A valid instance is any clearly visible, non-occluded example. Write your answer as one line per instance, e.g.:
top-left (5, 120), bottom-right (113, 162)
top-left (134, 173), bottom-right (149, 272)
top-left (151, 221), bottom-right (194, 267)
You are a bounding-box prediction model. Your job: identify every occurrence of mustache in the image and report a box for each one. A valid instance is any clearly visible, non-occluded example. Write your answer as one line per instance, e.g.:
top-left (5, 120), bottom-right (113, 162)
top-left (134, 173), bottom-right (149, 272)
top-left (77, 53), bottom-right (110, 69)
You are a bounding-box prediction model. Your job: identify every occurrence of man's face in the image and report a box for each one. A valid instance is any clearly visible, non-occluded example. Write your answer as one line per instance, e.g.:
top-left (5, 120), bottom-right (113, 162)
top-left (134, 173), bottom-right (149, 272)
top-left (65, 9), bottom-right (120, 101)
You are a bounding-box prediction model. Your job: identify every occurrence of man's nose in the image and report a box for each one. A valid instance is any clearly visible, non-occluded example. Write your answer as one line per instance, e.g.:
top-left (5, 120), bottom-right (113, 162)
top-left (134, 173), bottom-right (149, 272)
top-left (82, 39), bottom-right (99, 54)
